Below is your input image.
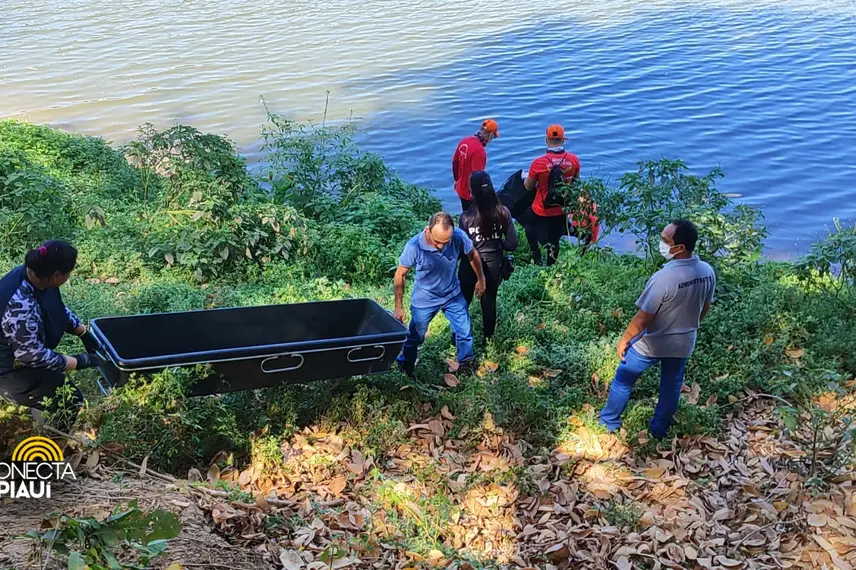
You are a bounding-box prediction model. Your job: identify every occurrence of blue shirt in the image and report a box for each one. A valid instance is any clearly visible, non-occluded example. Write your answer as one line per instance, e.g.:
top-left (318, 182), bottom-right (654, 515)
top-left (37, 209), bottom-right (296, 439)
top-left (399, 228), bottom-right (474, 309)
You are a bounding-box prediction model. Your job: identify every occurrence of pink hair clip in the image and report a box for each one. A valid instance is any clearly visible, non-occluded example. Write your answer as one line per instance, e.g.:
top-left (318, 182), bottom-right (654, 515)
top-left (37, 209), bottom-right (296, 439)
top-left (38, 246), bottom-right (48, 257)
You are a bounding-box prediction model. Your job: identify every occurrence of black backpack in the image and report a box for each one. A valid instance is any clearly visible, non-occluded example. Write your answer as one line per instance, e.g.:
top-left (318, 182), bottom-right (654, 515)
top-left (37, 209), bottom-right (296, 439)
top-left (543, 156), bottom-right (568, 209)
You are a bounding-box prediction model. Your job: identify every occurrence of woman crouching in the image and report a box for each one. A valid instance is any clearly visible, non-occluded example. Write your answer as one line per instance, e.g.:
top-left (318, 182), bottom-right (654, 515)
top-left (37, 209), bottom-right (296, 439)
top-left (0, 240), bottom-right (99, 421)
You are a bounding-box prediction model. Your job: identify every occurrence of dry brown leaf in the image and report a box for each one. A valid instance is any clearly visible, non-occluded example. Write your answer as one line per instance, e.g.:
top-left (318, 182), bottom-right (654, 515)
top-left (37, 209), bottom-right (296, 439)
top-left (545, 543), bottom-right (570, 561)
top-left (684, 545), bottom-right (698, 560)
top-left (187, 467), bottom-right (202, 483)
top-left (544, 369), bottom-right (562, 378)
top-left (280, 550), bottom-right (305, 570)
top-left (484, 360), bottom-right (499, 373)
top-left (483, 411), bottom-right (496, 431)
top-left (165, 564), bottom-right (184, 570)
top-left (443, 374), bottom-right (460, 387)
top-left (534, 322), bottom-right (546, 331)
top-left (428, 420), bottom-right (445, 436)
top-left (763, 334), bottom-right (775, 345)
top-left (685, 383), bottom-right (701, 404)
top-left (446, 359), bottom-right (459, 372)
top-left (207, 463), bottom-right (220, 484)
top-left (716, 556), bottom-right (744, 569)
top-left (515, 345), bottom-right (530, 355)
top-left (440, 405), bottom-right (455, 420)
top-left (138, 455), bottom-right (149, 477)
top-left (615, 556), bottom-right (632, 570)
top-left (808, 513), bottom-right (828, 527)
top-left (785, 347), bottom-right (805, 359)
top-left (705, 393), bottom-right (719, 406)
top-left (85, 449), bottom-right (100, 471)
top-left (329, 475), bottom-right (347, 496)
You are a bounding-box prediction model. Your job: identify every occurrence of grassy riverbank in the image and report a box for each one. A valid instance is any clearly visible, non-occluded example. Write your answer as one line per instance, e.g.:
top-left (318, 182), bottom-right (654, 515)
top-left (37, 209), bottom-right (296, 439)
top-left (1, 118), bottom-right (855, 569)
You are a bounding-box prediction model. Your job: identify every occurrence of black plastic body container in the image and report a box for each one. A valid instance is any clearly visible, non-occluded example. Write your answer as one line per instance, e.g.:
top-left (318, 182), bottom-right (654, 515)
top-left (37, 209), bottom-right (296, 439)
top-left (89, 299), bottom-right (407, 396)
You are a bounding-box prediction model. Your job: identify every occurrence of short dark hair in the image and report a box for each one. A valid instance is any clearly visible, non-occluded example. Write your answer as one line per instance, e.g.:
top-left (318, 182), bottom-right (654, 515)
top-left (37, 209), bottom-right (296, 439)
top-left (25, 240), bottom-right (78, 279)
top-left (428, 212), bottom-right (454, 230)
top-left (671, 219), bottom-right (698, 252)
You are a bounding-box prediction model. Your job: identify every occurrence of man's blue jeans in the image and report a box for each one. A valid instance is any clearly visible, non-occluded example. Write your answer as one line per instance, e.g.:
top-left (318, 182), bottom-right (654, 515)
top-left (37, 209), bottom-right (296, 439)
top-left (397, 293), bottom-right (474, 372)
top-left (599, 346), bottom-right (688, 439)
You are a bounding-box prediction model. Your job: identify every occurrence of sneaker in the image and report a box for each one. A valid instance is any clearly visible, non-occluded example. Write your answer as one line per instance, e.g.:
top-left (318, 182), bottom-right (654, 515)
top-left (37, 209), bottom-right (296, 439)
top-left (456, 360), bottom-right (476, 376)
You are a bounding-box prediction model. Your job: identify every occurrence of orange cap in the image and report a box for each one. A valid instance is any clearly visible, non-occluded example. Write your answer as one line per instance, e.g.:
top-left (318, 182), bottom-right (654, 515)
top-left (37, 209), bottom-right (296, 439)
top-left (481, 119), bottom-right (500, 137)
top-left (546, 124), bottom-right (566, 140)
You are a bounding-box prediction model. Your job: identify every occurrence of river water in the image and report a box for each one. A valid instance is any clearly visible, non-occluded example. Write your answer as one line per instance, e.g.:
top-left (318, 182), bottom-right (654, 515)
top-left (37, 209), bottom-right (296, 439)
top-left (2, 0), bottom-right (855, 256)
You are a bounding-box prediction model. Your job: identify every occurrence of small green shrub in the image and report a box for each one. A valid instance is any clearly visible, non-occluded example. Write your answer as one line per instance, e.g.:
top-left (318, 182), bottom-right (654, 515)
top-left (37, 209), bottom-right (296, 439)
top-left (22, 500), bottom-right (180, 570)
top-left (603, 500), bottom-right (643, 529)
top-left (84, 367), bottom-right (246, 471)
top-left (0, 148), bottom-right (75, 253)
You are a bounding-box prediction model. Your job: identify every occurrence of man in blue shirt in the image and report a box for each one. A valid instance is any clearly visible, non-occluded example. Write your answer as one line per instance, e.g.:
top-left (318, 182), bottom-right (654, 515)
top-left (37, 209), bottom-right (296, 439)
top-left (394, 212), bottom-right (487, 376)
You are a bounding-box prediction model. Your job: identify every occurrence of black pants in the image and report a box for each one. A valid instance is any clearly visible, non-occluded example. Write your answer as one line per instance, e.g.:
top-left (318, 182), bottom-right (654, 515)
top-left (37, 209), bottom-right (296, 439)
top-left (0, 368), bottom-right (83, 428)
top-left (460, 198), bottom-right (472, 212)
top-left (523, 208), bottom-right (566, 266)
top-left (459, 255), bottom-right (503, 338)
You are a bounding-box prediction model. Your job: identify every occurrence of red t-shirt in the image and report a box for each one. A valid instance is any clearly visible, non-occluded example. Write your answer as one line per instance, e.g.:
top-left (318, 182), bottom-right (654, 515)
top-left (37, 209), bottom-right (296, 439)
top-left (452, 135), bottom-right (487, 201)
top-left (528, 151), bottom-right (581, 217)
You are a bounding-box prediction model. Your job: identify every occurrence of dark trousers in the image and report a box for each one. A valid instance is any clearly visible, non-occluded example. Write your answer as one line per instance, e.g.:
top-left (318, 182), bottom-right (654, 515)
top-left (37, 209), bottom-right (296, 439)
top-left (523, 208), bottom-right (566, 266)
top-left (460, 198), bottom-right (472, 212)
top-left (459, 255), bottom-right (503, 338)
top-left (0, 368), bottom-right (83, 429)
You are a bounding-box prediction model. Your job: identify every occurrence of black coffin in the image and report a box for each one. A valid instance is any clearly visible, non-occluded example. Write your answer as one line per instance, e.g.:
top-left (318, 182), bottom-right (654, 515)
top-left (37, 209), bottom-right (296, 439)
top-left (89, 299), bottom-right (407, 396)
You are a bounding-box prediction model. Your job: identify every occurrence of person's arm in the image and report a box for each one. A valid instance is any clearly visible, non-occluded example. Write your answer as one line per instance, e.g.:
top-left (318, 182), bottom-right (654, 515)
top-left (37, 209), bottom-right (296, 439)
top-left (618, 274), bottom-right (667, 359)
top-left (524, 158), bottom-right (540, 192)
top-left (524, 176), bottom-right (537, 192)
top-left (467, 249), bottom-right (487, 297)
top-left (65, 307), bottom-right (85, 336)
top-left (700, 303), bottom-right (712, 321)
top-left (452, 148), bottom-right (460, 182)
top-left (617, 310), bottom-right (656, 360)
top-left (502, 210), bottom-right (518, 251)
top-left (2, 297), bottom-right (75, 371)
top-left (393, 265), bottom-right (410, 323)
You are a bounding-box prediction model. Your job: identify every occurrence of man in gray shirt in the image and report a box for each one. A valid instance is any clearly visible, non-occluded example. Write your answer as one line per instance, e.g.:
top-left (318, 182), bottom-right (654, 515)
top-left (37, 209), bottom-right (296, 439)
top-left (600, 219), bottom-right (715, 439)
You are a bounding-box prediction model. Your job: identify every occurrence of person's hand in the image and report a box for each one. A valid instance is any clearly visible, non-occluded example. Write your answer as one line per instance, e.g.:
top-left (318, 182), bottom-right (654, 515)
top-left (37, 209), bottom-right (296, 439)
top-left (79, 330), bottom-right (100, 353)
top-left (393, 307), bottom-right (406, 323)
top-left (616, 338), bottom-right (629, 362)
top-left (474, 278), bottom-right (487, 298)
top-left (73, 324), bottom-right (87, 336)
top-left (72, 352), bottom-right (101, 370)
top-left (64, 355), bottom-right (78, 370)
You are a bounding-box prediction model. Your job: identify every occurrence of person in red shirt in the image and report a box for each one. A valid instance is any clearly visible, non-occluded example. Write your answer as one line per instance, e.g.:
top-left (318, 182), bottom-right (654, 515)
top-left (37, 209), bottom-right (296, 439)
top-left (452, 119), bottom-right (499, 211)
top-left (522, 124), bottom-right (581, 266)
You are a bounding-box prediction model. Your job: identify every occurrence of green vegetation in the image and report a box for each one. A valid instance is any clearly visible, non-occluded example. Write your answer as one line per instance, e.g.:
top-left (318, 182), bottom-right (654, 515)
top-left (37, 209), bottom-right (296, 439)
top-left (21, 500), bottom-right (180, 570)
top-left (1, 116), bottom-right (854, 478)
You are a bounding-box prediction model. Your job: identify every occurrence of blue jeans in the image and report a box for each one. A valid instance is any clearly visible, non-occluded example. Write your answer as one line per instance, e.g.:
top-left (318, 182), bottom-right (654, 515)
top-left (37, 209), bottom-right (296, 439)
top-left (397, 293), bottom-right (474, 371)
top-left (599, 346), bottom-right (688, 439)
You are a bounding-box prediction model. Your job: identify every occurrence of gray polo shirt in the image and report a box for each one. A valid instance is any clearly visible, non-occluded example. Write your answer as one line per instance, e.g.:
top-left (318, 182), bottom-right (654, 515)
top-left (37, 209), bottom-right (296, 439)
top-left (631, 256), bottom-right (716, 359)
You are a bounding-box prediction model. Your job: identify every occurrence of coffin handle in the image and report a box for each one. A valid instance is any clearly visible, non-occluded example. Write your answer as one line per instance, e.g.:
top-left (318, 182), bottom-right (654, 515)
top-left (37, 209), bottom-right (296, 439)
top-left (260, 353), bottom-right (305, 374)
top-left (346, 346), bottom-right (386, 363)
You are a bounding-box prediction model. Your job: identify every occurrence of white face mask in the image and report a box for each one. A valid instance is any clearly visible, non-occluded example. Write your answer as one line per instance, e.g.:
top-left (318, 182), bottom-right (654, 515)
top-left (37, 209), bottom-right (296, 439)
top-left (659, 239), bottom-right (676, 260)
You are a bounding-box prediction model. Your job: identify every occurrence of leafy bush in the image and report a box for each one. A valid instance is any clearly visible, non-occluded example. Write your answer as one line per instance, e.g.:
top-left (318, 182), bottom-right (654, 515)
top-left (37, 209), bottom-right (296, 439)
top-left (22, 500), bottom-right (180, 570)
top-left (83, 367), bottom-right (246, 471)
top-left (0, 148), bottom-right (75, 253)
top-left (795, 219), bottom-right (856, 313)
top-left (583, 158), bottom-right (767, 269)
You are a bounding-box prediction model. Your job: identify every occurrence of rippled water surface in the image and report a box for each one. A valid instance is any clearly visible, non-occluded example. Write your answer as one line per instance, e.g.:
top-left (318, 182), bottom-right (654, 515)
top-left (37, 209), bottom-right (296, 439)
top-left (2, 0), bottom-right (855, 256)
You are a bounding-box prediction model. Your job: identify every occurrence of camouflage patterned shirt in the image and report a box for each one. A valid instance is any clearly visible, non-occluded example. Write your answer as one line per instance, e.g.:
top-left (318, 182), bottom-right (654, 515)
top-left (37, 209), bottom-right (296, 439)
top-left (0, 279), bottom-right (79, 371)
